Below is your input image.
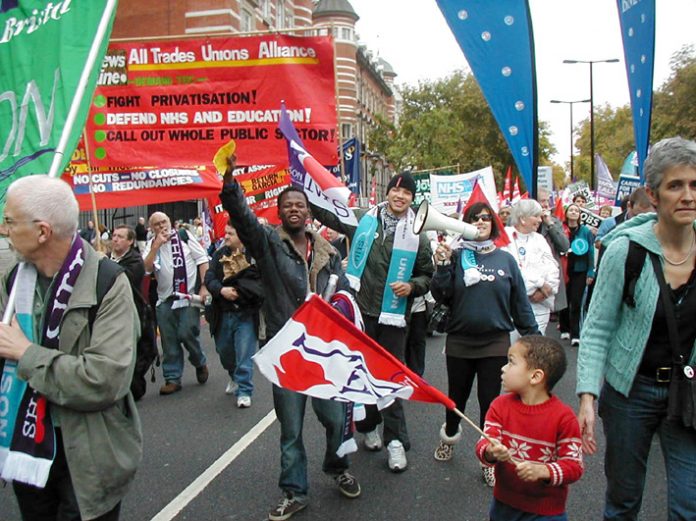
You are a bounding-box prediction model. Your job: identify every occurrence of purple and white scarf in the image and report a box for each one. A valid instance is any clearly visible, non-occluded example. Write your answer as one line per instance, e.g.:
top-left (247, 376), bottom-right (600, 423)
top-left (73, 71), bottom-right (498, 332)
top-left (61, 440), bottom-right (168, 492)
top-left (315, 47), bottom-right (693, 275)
top-left (0, 236), bottom-right (84, 487)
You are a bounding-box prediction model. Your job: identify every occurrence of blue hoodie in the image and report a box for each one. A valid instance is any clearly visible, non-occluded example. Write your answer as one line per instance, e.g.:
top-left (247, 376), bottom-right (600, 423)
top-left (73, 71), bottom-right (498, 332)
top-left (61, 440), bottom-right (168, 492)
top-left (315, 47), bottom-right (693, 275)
top-left (577, 213), bottom-right (696, 397)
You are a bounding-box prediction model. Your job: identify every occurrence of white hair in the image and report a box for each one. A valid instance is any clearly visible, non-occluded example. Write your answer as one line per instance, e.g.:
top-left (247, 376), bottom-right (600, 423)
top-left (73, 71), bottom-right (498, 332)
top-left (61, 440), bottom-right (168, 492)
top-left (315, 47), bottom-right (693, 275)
top-left (508, 199), bottom-right (542, 226)
top-left (6, 175), bottom-right (78, 239)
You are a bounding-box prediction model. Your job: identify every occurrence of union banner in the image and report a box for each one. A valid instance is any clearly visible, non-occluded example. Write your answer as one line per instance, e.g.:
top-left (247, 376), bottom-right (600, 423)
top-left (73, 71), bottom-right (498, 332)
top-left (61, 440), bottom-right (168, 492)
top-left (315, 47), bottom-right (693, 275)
top-left (84, 35), bottom-right (337, 169)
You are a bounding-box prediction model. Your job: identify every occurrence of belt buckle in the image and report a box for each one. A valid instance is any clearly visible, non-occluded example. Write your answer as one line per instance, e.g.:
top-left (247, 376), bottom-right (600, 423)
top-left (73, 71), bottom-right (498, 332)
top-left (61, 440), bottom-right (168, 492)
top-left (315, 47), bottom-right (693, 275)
top-left (656, 367), bottom-right (671, 383)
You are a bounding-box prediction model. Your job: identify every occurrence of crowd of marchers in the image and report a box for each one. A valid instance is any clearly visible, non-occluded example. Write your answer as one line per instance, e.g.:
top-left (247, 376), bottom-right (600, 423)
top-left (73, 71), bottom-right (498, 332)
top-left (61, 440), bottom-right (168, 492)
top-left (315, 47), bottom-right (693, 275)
top-left (0, 137), bottom-right (694, 521)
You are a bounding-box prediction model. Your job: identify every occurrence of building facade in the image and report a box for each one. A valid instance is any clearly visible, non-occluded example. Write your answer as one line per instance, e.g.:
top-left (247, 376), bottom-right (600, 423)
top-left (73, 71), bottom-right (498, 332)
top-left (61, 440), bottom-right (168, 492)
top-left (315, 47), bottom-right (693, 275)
top-left (111, 0), bottom-right (397, 204)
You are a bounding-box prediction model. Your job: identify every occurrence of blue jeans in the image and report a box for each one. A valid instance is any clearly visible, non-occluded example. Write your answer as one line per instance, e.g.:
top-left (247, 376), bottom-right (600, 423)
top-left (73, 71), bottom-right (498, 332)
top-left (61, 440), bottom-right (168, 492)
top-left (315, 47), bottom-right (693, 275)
top-left (156, 301), bottom-right (207, 384)
top-left (272, 385), bottom-right (349, 498)
top-left (598, 376), bottom-right (696, 520)
top-left (214, 311), bottom-right (256, 397)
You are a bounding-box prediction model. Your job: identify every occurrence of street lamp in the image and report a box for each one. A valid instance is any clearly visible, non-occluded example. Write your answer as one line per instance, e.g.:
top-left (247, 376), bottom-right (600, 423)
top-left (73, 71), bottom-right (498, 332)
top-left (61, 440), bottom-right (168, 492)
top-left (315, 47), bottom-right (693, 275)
top-left (563, 58), bottom-right (620, 191)
top-left (550, 99), bottom-right (590, 180)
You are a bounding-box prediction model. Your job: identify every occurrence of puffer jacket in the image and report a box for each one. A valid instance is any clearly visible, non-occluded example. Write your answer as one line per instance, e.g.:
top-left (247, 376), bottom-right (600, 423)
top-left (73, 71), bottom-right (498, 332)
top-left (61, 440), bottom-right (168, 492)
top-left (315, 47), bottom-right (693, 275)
top-left (219, 181), bottom-right (349, 339)
top-left (1, 242), bottom-right (142, 520)
top-left (310, 203), bottom-right (433, 319)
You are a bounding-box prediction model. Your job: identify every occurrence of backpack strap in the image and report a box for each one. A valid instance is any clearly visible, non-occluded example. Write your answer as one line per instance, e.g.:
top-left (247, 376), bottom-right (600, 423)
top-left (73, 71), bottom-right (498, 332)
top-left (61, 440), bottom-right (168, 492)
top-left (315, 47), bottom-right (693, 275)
top-left (178, 228), bottom-right (190, 243)
top-left (623, 240), bottom-right (647, 308)
top-left (88, 258), bottom-right (124, 333)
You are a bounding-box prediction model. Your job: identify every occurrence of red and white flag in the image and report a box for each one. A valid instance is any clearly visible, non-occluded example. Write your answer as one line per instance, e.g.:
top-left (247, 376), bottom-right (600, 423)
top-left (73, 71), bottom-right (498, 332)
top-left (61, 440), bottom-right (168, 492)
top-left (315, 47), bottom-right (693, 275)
top-left (368, 176), bottom-right (377, 207)
top-left (512, 177), bottom-right (522, 204)
top-left (254, 295), bottom-right (455, 410)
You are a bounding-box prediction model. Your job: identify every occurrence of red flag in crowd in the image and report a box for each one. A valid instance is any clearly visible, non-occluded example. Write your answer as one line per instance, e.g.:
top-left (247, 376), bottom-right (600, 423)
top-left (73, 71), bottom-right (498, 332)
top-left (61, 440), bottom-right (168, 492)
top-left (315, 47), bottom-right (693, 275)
top-left (253, 295), bottom-right (456, 410)
top-left (503, 166), bottom-right (513, 204)
top-left (462, 181), bottom-right (510, 247)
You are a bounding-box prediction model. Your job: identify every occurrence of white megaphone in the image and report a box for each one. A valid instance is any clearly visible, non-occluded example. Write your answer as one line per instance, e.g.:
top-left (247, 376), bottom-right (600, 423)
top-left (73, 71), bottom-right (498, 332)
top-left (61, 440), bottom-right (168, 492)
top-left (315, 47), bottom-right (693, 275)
top-left (413, 201), bottom-right (480, 240)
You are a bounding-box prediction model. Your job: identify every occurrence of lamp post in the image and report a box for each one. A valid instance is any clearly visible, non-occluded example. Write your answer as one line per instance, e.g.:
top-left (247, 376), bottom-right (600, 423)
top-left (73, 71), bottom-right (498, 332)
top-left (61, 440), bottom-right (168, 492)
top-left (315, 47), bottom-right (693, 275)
top-left (550, 99), bottom-right (590, 180)
top-left (563, 58), bottom-right (619, 190)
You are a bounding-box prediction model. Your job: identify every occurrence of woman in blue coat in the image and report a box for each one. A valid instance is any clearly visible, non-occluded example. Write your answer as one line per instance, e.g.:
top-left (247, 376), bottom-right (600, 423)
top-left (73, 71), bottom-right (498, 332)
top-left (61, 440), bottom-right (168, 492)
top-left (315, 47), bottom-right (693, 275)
top-left (559, 203), bottom-right (595, 346)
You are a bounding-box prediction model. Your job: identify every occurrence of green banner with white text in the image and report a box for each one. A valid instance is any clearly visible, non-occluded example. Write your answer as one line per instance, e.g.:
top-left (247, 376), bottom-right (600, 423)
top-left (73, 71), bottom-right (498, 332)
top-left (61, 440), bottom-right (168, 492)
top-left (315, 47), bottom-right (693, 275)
top-left (0, 0), bottom-right (117, 207)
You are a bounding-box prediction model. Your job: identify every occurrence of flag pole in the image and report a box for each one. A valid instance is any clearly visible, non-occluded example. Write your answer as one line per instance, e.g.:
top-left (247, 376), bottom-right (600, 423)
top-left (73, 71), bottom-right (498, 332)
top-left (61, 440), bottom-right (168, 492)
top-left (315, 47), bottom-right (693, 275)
top-left (452, 407), bottom-right (522, 464)
top-left (80, 130), bottom-right (104, 253)
top-left (331, 23), bottom-right (347, 184)
top-left (48, 0), bottom-right (118, 178)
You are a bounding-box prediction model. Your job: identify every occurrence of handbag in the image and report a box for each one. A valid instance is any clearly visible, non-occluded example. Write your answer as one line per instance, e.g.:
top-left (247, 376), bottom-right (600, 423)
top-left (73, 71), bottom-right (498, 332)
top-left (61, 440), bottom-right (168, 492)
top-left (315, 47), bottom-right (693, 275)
top-left (428, 302), bottom-right (451, 334)
top-left (649, 253), bottom-right (696, 430)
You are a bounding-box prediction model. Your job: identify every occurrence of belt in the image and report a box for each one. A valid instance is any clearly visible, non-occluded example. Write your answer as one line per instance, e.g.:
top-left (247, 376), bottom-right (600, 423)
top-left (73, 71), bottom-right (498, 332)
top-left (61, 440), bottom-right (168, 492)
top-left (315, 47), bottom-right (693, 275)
top-left (640, 366), bottom-right (672, 383)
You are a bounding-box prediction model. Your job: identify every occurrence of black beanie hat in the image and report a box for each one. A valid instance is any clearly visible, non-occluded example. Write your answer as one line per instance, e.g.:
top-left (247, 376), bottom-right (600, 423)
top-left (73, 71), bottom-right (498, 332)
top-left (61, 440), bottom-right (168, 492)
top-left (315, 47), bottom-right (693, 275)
top-left (386, 171), bottom-right (417, 198)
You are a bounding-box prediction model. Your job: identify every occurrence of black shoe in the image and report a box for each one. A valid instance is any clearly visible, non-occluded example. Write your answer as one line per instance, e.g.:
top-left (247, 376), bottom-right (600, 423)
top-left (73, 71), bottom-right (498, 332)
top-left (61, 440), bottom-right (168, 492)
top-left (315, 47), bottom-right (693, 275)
top-left (268, 494), bottom-right (307, 521)
top-left (335, 471), bottom-right (361, 498)
top-left (196, 365), bottom-right (209, 384)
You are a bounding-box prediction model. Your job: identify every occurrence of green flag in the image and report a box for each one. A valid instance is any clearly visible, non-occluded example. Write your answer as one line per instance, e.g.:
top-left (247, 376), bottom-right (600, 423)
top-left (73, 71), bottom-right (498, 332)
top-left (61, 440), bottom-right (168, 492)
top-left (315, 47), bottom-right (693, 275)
top-left (0, 0), bottom-right (117, 208)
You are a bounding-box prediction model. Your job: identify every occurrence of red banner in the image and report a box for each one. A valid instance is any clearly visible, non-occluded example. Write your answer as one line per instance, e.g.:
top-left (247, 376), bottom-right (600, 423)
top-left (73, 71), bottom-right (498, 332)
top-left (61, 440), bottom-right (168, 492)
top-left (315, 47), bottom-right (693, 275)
top-left (84, 35), bottom-right (337, 168)
top-left (207, 165), bottom-right (291, 238)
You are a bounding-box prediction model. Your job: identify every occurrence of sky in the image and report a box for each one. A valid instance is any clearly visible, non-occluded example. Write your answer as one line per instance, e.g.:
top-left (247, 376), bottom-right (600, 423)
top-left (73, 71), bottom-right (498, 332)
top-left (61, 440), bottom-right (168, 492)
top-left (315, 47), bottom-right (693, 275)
top-left (348, 0), bottom-right (696, 169)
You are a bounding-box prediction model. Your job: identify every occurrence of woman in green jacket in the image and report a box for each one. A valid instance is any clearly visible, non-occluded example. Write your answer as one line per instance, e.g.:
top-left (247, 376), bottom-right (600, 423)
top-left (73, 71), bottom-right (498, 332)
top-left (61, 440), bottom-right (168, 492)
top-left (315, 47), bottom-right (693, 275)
top-left (577, 137), bottom-right (696, 521)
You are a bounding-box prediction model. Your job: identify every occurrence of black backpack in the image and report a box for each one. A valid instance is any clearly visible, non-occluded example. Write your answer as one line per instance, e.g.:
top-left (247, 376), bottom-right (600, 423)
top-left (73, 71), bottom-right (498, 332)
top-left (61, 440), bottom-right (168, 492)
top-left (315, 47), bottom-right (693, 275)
top-left (4, 258), bottom-right (159, 401)
top-left (622, 241), bottom-right (648, 308)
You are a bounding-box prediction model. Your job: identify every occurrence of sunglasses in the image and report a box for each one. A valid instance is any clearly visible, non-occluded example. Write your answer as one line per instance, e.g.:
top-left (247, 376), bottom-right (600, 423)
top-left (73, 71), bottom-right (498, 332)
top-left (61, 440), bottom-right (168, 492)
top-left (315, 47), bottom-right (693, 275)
top-left (469, 213), bottom-right (493, 223)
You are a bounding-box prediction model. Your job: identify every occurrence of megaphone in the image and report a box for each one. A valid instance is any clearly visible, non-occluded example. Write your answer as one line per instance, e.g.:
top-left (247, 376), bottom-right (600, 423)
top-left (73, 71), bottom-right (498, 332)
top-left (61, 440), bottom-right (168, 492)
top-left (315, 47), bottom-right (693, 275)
top-left (413, 201), bottom-right (480, 240)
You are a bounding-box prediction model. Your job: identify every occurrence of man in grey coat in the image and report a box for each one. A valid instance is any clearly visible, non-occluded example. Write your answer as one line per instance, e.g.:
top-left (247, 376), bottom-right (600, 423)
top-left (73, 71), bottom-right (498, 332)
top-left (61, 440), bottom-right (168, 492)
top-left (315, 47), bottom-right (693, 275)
top-left (537, 188), bottom-right (570, 313)
top-left (0, 176), bottom-right (142, 521)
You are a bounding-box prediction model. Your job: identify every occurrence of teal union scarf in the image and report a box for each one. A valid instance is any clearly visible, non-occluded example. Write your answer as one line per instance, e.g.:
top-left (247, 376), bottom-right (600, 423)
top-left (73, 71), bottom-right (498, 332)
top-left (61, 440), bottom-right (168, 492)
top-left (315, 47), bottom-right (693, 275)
top-left (346, 203), bottom-right (419, 327)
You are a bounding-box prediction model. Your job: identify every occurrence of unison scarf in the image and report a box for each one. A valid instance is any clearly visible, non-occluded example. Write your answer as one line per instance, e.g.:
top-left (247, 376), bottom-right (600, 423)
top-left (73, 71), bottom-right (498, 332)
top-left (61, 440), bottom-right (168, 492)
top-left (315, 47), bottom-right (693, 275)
top-left (346, 203), bottom-right (419, 327)
top-left (169, 230), bottom-right (190, 309)
top-left (456, 239), bottom-right (495, 287)
top-left (0, 235), bottom-right (84, 487)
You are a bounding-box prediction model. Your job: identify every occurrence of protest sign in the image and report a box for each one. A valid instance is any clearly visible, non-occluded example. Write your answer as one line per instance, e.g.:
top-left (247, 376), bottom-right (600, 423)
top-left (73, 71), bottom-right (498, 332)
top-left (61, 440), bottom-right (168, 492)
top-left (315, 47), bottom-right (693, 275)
top-left (579, 207), bottom-right (602, 229)
top-left (615, 174), bottom-right (641, 205)
top-left (565, 181), bottom-right (595, 209)
top-left (83, 35), bottom-right (337, 169)
top-left (429, 166), bottom-right (498, 214)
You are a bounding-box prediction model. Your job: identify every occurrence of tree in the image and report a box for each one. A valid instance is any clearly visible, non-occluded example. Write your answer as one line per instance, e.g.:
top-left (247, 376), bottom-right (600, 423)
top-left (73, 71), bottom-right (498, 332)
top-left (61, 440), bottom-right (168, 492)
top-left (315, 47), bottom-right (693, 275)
top-left (368, 71), bottom-right (557, 192)
top-left (652, 45), bottom-right (696, 141)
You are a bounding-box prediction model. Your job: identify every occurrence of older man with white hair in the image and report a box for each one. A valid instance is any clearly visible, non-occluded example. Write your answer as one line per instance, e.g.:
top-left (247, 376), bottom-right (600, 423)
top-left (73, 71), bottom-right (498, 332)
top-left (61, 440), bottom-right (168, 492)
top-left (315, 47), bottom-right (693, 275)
top-left (0, 175), bottom-right (142, 521)
top-left (143, 211), bottom-right (209, 395)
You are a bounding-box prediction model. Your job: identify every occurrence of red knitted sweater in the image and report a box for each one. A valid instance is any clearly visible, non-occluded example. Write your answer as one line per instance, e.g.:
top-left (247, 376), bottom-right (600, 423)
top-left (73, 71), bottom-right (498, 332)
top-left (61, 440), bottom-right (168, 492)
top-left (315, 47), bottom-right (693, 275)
top-left (475, 393), bottom-right (584, 516)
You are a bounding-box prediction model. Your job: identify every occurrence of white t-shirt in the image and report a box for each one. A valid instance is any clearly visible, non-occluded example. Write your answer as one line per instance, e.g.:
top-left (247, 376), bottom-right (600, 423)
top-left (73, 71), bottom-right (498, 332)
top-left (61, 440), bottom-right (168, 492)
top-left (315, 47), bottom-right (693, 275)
top-left (143, 230), bottom-right (209, 303)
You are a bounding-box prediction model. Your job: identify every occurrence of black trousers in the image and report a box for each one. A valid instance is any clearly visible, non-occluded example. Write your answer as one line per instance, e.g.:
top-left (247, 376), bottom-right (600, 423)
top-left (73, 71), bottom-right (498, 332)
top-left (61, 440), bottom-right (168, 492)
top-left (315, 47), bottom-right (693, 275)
top-left (13, 431), bottom-right (121, 521)
top-left (354, 315), bottom-right (410, 450)
top-left (405, 310), bottom-right (428, 377)
top-left (559, 271), bottom-right (587, 339)
top-left (444, 355), bottom-right (507, 435)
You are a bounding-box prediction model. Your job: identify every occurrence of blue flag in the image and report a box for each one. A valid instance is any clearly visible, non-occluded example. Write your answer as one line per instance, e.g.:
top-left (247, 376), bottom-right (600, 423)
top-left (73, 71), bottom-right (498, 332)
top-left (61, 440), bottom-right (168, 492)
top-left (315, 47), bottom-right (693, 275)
top-left (436, 0), bottom-right (538, 196)
top-left (616, 0), bottom-right (655, 182)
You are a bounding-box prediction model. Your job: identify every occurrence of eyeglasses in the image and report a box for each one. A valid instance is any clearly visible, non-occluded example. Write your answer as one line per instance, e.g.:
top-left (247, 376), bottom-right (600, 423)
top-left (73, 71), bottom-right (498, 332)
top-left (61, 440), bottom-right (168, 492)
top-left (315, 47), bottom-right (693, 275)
top-left (469, 214), bottom-right (493, 223)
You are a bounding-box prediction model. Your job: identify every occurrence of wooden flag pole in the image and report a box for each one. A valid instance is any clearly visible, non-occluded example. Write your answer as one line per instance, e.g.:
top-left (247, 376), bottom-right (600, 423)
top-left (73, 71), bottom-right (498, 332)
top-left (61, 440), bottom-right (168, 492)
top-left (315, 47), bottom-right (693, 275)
top-left (452, 407), bottom-right (522, 465)
top-left (80, 131), bottom-right (104, 253)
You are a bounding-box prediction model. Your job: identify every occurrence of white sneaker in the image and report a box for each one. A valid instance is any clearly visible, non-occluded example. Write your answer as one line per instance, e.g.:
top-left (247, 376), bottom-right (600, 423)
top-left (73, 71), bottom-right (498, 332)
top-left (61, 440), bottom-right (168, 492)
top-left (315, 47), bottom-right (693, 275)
top-left (364, 429), bottom-right (383, 451)
top-left (571, 338), bottom-right (580, 347)
top-left (560, 333), bottom-right (570, 340)
top-left (387, 440), bottom-right (407, 472)
top-left (237, 395), bottom-right (251, 408)
top-left (225, 380), bottom-right (238, 395)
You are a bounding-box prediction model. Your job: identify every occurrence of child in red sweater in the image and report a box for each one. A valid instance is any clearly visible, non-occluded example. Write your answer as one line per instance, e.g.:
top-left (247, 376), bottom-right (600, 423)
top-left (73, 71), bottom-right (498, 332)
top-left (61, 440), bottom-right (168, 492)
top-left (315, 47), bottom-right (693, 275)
top-left (475, 335), bottom-right (583, 520)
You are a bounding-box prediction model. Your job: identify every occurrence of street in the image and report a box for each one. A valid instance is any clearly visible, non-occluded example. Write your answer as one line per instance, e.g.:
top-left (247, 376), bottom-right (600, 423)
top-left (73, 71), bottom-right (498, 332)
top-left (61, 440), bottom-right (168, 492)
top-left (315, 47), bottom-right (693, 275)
top-left (0, 321), bottom-right (668, 520)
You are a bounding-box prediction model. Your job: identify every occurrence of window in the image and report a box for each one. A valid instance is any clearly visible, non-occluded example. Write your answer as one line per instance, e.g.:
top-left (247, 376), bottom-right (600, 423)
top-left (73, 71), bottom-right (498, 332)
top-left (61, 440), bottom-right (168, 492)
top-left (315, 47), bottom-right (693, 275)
top-left (277, 1), bottom-right (286, 28)
top-left (261, 0), bottom-right (270, 19)
top-left (341, 123), bottom-right (353, 140)
top-left (340, 27), bottom-right (353, 41)
top-left (241, 7), bottom-right (254, 32)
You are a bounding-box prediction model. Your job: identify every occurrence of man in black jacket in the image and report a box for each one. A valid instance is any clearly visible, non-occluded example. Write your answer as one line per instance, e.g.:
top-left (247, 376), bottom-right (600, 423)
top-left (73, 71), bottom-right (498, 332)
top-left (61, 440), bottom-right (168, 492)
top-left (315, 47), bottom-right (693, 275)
top-left (111, 225), bottom-right (145, 291)
top-left (219, 156), bottom-right (361, 521)
top-left (204, 223), bottom-right (263, 408)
